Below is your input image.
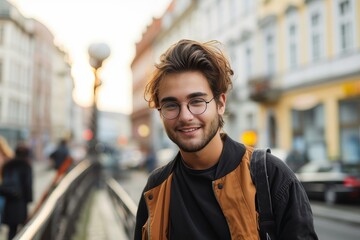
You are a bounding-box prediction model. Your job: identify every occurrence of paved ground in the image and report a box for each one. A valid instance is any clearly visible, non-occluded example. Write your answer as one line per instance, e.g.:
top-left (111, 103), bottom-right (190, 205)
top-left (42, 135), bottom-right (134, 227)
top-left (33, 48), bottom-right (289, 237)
top-left (0, 161), bottom-right (127, 240)
top-left (2, 163), bottom-right (359, 240)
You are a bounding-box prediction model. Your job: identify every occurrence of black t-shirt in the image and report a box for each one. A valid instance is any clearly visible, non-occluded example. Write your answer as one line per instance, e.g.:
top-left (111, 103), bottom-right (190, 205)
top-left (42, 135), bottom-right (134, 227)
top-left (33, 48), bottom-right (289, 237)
top-left (169, 158), bottom-right (231, 240)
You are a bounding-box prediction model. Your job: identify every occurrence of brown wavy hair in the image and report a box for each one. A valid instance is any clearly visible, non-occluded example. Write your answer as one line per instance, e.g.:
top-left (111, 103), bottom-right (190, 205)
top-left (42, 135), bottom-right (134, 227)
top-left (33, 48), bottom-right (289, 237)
top-left (144, 39), bottom-right (233, 127)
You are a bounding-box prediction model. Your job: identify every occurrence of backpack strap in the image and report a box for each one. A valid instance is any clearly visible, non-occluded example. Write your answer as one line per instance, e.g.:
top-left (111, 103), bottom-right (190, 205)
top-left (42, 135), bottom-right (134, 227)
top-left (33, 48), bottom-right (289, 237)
top-left (250, 148), bottom-right (277, 240)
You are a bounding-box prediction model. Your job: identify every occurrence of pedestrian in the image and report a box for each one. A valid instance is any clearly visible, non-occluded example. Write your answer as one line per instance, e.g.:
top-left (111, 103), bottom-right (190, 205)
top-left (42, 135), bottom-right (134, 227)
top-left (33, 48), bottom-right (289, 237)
top-left (0, 136), bottom-right (14, 226)
top-left (1, 144), bottom-right (33, 240)
top-left (134, 39), bottom-right (318, 239)
top-left (48, 139), bottom-right (70, 171)
top-left (144, 146), bottom-right (157, 173)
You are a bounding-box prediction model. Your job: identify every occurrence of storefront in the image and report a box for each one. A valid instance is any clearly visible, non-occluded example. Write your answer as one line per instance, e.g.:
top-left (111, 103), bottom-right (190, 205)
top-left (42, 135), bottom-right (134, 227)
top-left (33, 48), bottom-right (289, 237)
top-left (268, 78), bottom-right (360, 164)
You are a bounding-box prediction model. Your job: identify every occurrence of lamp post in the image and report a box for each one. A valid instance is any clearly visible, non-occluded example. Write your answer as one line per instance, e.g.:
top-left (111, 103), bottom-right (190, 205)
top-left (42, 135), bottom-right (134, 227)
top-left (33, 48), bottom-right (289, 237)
top-left (88, 43), bottom-right (110, 159)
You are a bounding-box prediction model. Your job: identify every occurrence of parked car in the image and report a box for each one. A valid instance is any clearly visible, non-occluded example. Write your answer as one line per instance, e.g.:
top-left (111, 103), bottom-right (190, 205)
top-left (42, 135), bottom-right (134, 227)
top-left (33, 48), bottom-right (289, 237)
top-left (295, 161), bottom-right (360, 204)
top-left (119, 148), bottom-right (145, 170)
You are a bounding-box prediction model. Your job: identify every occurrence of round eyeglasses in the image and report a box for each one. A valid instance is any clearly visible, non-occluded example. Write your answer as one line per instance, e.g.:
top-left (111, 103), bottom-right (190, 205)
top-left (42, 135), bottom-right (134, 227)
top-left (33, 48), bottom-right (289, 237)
top-left (158, 97), bottom-right (215, 120)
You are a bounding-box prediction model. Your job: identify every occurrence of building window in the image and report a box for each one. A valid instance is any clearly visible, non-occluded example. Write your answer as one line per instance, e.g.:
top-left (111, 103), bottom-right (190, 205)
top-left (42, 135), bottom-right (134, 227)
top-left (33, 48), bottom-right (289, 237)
top-left (245, 47), bottom-right (252, 79)
top-left (337, 0), bottom-right (354, 52)
top-left (292, 104), bottom-right (326, 162)
top-left (310, 12), bottom-right (323, 61)
top-left (0, 60), bottom-right (2, 84)
top-left (288, 24), bottom-right (298, 69)
top-left (339, 98), bottom-right (360, 163)
top-left (0, 25), bottom-right (4, 45)
top-left (265, 34), bottom-right (275, 75)
top-left (286, 9), bottom-right (299, 70)
top-left (307, 1), bottom-right (327, 62)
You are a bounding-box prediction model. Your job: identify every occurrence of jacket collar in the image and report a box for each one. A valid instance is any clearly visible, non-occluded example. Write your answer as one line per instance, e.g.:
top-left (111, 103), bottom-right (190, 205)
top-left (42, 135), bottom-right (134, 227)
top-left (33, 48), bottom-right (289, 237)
top-left (214, 134), bottom-right (246, 179)
top-left (170, 133), bottom-right (246, 179)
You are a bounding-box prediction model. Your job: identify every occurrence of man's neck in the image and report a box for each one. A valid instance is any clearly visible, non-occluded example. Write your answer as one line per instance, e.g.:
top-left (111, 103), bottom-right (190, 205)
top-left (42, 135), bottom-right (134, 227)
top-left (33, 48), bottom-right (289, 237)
top-left (180, 132), bottom-right (224, 170)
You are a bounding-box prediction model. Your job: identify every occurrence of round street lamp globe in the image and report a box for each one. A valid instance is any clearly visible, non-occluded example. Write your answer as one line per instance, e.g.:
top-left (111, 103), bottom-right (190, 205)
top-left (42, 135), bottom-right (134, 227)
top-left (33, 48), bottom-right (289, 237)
top-left (88, 43), bottom-right (111, 69)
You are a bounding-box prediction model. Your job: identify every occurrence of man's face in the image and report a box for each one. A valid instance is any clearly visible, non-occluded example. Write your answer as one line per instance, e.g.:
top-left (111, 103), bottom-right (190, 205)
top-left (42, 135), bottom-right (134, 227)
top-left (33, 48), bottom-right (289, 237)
top-left (157, 71), bottom-right (226, 153)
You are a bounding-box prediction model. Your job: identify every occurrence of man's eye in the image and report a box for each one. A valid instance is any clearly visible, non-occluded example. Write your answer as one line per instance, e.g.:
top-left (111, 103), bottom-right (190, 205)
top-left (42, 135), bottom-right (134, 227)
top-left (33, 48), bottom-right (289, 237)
top-left (189, 99), bottom-right (204, 106)
top-left (163, 103), bottom-right (178, 110)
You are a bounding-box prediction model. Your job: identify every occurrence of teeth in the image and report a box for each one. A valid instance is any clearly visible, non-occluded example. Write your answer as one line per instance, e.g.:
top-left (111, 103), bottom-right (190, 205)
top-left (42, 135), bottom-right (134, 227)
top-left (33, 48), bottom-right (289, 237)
top-left (182, 128), bottom-right (197, 132)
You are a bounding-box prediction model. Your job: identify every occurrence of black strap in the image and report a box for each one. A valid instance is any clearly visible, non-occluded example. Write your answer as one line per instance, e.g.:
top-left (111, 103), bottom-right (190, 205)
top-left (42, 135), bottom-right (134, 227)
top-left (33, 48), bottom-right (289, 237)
top-left (250, 148), bottom-right (277, 240)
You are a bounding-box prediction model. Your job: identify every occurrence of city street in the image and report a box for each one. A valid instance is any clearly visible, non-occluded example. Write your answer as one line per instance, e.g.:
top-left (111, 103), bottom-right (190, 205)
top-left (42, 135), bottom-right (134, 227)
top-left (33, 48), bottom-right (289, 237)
top-left (117, 169), bottom-right (360, 240)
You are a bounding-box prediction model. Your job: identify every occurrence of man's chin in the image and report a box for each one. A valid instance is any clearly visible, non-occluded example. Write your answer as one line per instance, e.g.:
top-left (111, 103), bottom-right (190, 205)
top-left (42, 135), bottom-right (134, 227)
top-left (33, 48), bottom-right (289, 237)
top-left (177, 141), bottom-right (205, 153)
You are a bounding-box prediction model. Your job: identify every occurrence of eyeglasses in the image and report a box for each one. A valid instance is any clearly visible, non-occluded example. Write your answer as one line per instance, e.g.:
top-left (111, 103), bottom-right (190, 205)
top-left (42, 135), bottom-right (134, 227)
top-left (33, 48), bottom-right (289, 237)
top-left (158, 97), bottom-right (215, 120)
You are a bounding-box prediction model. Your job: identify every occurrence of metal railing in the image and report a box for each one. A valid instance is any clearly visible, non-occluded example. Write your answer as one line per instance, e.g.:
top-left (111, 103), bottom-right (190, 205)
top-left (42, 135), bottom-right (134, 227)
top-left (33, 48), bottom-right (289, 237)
top-left (106, 178), bottom-right (138, 239)
top-left (14, 159), bottom-right (100, 240)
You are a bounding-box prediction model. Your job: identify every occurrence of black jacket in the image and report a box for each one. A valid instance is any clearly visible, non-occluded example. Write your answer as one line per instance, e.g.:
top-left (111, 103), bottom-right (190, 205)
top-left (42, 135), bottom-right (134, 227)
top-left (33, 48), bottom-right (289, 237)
top-left (1, 158), bottom-right (33, 225)
top-left (135, 135), bottom-right (318, 239)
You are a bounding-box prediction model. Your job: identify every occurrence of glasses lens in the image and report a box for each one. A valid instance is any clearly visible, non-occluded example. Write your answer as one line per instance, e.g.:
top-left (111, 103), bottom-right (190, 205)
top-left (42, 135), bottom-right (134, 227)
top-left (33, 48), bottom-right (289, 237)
top-left (161, 102), bottom-right (179, 119)
top-left (188, 99), bottom-right (207, 115)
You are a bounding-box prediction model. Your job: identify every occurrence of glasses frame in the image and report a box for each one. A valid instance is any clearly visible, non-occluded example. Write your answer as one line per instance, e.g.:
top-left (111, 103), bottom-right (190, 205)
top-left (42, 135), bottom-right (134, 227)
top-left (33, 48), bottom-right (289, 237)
top-left (158, 97), bottom-right (216, 120)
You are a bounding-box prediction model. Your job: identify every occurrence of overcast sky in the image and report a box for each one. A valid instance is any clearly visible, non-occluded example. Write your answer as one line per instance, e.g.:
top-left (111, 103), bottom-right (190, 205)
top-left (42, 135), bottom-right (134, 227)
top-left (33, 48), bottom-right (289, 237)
top-left (9, 0), bottom-right (171, 114)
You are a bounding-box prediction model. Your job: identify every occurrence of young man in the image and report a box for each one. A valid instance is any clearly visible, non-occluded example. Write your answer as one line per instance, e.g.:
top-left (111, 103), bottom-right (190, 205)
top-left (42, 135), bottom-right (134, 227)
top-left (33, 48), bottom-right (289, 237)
top-left (134, 39), bottom-right (318, 239)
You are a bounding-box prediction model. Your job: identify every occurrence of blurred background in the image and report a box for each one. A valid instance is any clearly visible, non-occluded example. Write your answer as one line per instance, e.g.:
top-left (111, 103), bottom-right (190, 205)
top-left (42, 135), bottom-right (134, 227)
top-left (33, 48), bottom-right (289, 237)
top-left (0, 0), bottom-right (358, 172)
top-left (0, 0), bottom-right (360, 239)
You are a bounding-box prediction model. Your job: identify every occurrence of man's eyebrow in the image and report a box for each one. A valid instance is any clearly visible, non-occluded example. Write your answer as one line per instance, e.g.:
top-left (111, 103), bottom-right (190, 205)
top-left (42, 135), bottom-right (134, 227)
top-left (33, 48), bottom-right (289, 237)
top-left (159, 92), bottom-right (208, 104)
top-left (160, 97), bottom-right (178, 104)
top-left (187, 92), bottom-right (208, 99)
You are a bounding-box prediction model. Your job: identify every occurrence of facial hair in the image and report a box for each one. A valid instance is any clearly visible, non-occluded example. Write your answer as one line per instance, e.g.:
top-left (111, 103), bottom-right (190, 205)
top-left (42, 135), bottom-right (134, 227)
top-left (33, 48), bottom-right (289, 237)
top-left (165, 114), bottom-right (221, 153)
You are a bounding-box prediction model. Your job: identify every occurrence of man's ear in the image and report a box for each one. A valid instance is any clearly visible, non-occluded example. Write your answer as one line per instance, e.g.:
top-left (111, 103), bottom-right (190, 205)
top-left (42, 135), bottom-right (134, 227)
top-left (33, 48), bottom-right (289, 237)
top-left (217, 93), bottom-right (226, 115)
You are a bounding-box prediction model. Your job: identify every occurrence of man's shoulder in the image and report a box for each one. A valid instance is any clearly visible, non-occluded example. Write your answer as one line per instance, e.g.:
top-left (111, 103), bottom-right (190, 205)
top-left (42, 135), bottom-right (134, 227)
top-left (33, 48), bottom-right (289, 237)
top-left (146, 155), bottom-right (179, 190)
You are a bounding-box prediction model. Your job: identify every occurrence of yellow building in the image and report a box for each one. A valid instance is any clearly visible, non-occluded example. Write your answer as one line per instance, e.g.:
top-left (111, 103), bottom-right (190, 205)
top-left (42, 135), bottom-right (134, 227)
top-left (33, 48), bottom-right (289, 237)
top-left (250, 0), bottom-right (360, 163)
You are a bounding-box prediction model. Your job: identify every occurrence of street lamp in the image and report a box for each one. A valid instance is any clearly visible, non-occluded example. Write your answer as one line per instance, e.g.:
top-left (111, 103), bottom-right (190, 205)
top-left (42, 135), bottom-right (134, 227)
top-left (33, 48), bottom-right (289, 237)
top-left (88, 43), bottom-right (110, 159)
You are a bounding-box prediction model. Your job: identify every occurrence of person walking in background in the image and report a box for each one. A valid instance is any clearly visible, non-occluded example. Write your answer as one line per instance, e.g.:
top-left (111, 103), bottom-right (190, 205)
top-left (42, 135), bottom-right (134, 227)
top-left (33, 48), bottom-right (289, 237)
top-left (49, 139), bottom-right (70, 171)
top-left (144, 146), bottom-right (157, 173)
top-left (0, 136), bottom-right (14, 227)
top-left (134, 39), bottom-right (318, 239)
top-left (1, 144), bottom-right (33, 240)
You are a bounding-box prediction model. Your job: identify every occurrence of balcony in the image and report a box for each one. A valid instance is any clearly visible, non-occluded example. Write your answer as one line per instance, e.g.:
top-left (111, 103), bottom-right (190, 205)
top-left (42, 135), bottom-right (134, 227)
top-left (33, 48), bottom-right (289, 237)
top-left (248, 75), bottom-right (281, 103)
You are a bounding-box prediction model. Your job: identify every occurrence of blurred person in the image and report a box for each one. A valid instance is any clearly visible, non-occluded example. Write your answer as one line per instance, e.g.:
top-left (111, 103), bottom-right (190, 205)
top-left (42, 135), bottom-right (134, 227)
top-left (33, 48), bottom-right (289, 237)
top-left (0, 136), bottom-right (14, 226)
top-left (134, 39), bottom-right (318, 239)
top-left (1, 144), bottom-right (33, 240)
top-left (144, 147), bottom-right (157, 173)
top-left (48, 139), bottom-right (70, 171)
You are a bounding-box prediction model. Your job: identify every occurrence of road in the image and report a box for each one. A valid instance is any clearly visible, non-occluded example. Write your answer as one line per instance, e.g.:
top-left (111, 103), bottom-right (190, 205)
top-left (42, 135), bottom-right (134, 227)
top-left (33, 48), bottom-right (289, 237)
top-left (314, 217), bottom-right (360, 240)
top-left (117, 169), bottom-right (360, 240)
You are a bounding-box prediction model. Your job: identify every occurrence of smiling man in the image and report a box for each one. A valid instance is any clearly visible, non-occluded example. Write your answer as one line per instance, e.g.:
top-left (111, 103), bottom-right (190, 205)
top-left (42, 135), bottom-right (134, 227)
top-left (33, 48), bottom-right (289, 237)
top-left (134, 39), bottom-right (318, 240)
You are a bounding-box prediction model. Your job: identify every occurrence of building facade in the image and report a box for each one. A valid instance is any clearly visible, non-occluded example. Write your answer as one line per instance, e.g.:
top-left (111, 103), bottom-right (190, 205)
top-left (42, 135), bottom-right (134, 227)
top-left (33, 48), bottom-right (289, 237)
top-left (0, 0), bottom-right (85, 161)
top-left (131, 17), bottom-right (163, 152)
top-left (132, 0), bottom-right (360, 164)
top-left (0, 0), bottom-right (33, 147)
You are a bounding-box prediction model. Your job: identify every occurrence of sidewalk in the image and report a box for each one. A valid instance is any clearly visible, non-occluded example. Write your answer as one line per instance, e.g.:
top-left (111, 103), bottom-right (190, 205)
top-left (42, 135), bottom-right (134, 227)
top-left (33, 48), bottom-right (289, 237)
top-left (311, 201), bottom-right (360, 225)
top-left (72, 188), bottom-right (128, 240)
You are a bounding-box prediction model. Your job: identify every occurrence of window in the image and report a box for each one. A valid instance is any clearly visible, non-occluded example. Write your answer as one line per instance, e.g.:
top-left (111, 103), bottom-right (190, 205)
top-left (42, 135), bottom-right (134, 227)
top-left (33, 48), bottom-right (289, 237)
top-left (339, 98), bottom-right (360, 163)
top-left (0, 60), bottom-right (2, 84)
top-left (286, 9), bottom-right (300, 70)
top-left (336, 0), bottom-right (355, 52)
top-left (307, 1), bottom-right (327, 62)
top-left (265, 34), bottom-right (276, 75)
top-left (243, 0), bottom-right (251, 14)
top-left (292, 105), bottom-right (326, 162)
top-left (310, 12), bottom-right (322, 61)
top-left (289, 24), bottom-right (298, 68)
top-left (245, 47), bottom-right (252, 78)
top-left (0, 25), bottom-right (4, 45)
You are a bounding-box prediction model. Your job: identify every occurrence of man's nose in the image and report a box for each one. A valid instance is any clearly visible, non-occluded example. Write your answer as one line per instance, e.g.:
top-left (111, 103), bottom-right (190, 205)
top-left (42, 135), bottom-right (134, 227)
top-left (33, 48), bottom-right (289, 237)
top-left (178, 104), bottom-right (194, 120)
